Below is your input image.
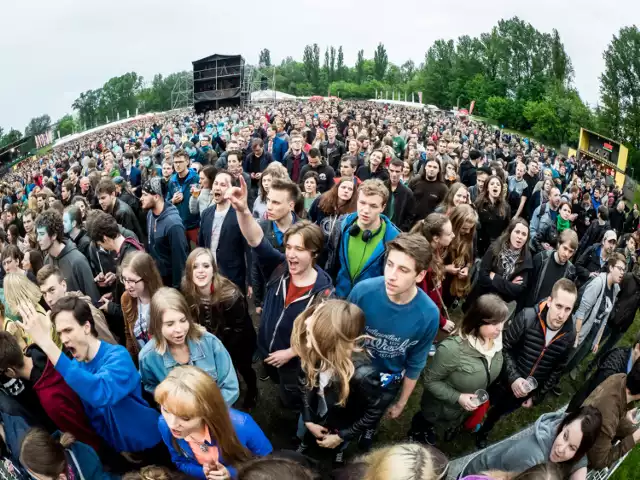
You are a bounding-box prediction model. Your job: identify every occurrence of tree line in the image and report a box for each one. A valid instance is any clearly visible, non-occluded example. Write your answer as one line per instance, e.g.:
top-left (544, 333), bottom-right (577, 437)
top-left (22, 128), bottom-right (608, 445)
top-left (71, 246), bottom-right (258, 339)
top-left (2, 18), bottom-right (638, 176)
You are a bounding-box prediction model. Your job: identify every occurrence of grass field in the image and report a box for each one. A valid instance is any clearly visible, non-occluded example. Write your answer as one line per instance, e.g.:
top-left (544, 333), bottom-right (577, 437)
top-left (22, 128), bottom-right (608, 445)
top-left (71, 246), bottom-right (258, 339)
top-left (243, 305), bottom-right (640, 475)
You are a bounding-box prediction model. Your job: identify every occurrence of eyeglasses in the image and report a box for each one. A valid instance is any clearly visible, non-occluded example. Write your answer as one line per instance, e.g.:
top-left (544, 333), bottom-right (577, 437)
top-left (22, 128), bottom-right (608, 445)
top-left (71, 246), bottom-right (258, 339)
top-left (120, 276), bottom-right (144, 286)
top-left (613, 264), bottom-right (626, 273)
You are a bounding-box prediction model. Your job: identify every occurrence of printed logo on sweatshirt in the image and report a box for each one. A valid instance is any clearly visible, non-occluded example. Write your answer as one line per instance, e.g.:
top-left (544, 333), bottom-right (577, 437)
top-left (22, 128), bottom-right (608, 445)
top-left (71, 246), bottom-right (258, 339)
top-left (364, 328), bottom-right (419, 359)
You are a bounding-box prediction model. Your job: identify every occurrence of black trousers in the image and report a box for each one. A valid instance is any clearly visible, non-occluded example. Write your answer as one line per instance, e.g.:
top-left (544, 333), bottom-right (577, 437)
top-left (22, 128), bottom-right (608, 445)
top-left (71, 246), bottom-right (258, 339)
top-left (264, 362), bottom-right (302, 410)
top-left (477, 383), bottom-right (531, 436)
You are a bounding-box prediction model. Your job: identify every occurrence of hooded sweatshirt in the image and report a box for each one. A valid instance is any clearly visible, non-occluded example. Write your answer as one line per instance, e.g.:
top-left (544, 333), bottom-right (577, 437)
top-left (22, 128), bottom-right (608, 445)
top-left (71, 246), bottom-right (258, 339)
top-left (45, 240), bottom-right (100, 303)
top-left (27, 345), bottom-right (102, 451)
top-left (460, 410), bottom-right (587, 477)
top-left (146, 203), bottom-right (189, 288)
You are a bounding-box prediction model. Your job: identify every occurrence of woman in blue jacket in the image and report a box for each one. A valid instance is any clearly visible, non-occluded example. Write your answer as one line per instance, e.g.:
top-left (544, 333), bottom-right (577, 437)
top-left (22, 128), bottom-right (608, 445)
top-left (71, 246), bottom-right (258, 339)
top-left (139, 287), bottom-right (240, 405)
top-left (19, 427), bottom-right (113, 479)
top-left (156, 365), bottom-right (272, 479)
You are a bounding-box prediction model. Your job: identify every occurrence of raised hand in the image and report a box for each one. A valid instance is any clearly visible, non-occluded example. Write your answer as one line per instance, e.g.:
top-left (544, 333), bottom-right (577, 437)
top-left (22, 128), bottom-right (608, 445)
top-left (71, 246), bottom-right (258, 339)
top-left (224, 175), bottom-right (250, 213)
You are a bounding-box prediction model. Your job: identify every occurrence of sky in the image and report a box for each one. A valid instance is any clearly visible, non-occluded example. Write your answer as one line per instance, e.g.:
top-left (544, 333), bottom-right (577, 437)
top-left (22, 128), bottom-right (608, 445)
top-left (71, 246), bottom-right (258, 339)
top-left (1, 0), bottom-right (637, 132)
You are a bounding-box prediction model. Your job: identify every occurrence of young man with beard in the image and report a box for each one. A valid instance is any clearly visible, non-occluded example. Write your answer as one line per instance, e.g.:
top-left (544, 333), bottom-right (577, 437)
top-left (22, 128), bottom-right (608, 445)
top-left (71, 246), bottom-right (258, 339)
top-left (348, 233), bottom-right (439, 449)
top-left (298, 148), bottom-right (335, 193)
top-left (197, 170), bottom-right (250, 293)
top-left (384, 158), bottom-right (416, 232)
top-left (96, 179), bottom-right (145, 243)
top-left (283, 135), bottom-right (308, 183)
top-left (225, 176), bottom-right (332, 409)
top-left (334, 179), bottom-right (400, 298)
top-left (17, 296), bottom-right (168, 470)
top-left (529, 187), bottom-right (561, 240)
top-left (409, 157), bottom-right (448, 220)
top-left (319, 124), bottom-right (345, 171)
top-left (356, 149), bottom-right (389, 182)
top-left (518, 229), bottom-right (578, 312)
top-left (475, 279), bottom-right (578, 448)
top-left (140, 177), bottom-right (188, 289)
top-left (166, 149), bottom-right (200, 246)
top-left (35, 210), bottom-right (100, 303)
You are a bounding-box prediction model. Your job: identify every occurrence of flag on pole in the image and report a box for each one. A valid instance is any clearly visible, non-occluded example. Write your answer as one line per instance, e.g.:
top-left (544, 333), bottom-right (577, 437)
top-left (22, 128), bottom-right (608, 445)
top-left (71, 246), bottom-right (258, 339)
top-left (418, 92), bottom-right (423, 104)
top-left (469, 100), bottom-right (476, 115)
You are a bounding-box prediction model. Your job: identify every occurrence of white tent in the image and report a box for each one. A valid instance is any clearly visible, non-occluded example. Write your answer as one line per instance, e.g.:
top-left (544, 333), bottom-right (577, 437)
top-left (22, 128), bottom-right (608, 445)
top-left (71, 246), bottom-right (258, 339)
top-left (251, 89), bottom-right (296, 102)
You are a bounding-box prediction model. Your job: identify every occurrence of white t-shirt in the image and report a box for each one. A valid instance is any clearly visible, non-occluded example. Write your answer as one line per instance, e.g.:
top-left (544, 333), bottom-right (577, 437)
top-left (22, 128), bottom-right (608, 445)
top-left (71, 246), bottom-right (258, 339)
top-left (545, 326), bottom-right (560, 346)
top-left (210, 206), bottom-right (230, 262)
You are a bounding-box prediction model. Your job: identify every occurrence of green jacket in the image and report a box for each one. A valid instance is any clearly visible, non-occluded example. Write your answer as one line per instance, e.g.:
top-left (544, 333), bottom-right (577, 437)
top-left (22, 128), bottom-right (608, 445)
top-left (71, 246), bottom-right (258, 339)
top-left (420, 335), bottom-right (503, 429)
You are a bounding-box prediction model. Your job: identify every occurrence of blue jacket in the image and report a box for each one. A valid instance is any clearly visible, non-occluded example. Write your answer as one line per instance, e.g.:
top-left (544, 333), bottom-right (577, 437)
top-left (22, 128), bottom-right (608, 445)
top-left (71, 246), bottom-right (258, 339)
top-left (55, 342), bottom-right (162, 453)
top-left (252, 237), bottom-right (333, 361)
top-left (52, 432), bottom-right (114, 479)
top-left (166, 169), bottom-right (200, 230)
top-left (335, 212), bottom-right (400, 298)
top-left (158, 408), bottom-right (272, 479)
top-left (270, 135), bottom-right (288, 163)
top-left (139, 332), bottom-right (240, 405)
top-left (122, 166), bottom-right (142, 188)
top-left (147, 203), bottom-right (189, 288)
top-left (198, 205), bottom-right (250, 292)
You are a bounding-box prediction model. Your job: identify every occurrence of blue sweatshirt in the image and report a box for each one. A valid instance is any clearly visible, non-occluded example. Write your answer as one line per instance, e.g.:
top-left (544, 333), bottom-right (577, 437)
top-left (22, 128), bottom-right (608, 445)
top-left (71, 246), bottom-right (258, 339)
top-left (56, 341), bottom-right (162, 453)
top-left (348, 277), bottom-right (439, 379)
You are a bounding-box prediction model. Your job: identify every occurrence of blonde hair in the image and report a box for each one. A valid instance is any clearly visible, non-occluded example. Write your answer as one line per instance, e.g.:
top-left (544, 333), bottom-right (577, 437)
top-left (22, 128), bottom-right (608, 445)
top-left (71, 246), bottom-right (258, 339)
top-left (4, 273), bottom-right (42, 313)
top-left (154, 366), bottom-right (251, 466)
top-left (361, 443), bottom-right (445, 480)
top-left (290, 300), bottom-right (367, 406)
top-left (149, 288), bottom-right (204, 354)
top-left (358, 179), bottom-right (389, 206)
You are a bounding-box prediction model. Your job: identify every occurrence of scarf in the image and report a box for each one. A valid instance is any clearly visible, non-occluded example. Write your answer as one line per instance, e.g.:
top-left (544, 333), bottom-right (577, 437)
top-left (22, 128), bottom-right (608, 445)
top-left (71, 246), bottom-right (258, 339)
top-left (557, 215), bottom-right (571, 233)
top-left (499, 242), bottom-right (521, 279)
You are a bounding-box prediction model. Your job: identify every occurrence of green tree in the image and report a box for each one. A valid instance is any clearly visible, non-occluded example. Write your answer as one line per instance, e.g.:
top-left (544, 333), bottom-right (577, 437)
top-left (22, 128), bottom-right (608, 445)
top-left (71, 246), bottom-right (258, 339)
top-left (422, 39), bottom-right (456, 107)
top-left (551, 29), bottom-right (573, 85)
top-left (24, 114), bottom-right (51, 136)
top-left (0, 129), bottom-right (23, 147)
top-left (336, 46), bottom-right (345, 81)
top-left (400, 60), bottom-right (416, 84)
top-left (355, 49), bottom-right (365, 85)
top-left (329, 46), bottom-right (336, 83)
top-left (312, 44), bottom-right (321, 89)
top-left (373, 43), bottom-right (388, 81)
top-left (55, 114), bottom-right (77, 137)
top-left (302, 45), bottom-right (314, 82)
top-left (259, 48), bottom-right (271, 67)
top-left (72, 89), bottom-right (101, 128)
top-left (598, 26), bottom-right (640, 150)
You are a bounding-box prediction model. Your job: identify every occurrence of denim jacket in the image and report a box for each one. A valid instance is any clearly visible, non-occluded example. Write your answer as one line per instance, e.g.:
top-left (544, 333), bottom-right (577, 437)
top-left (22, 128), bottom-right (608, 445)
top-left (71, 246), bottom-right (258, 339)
top-left (139, 331), bottom-right (239, 405)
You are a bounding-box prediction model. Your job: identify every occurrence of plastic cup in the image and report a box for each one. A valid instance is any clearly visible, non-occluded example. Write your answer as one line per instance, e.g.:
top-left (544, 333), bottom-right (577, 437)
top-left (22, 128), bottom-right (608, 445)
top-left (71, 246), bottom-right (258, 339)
top-left (471, 389), bottom-right (489, 407)
top-left (523, 376), bottom-right (538, 394)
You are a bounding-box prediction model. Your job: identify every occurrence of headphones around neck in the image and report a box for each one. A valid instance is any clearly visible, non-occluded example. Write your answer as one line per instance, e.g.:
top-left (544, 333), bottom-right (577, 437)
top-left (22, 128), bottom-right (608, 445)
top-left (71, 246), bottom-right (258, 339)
top-left (349, 221), bottom-right (383, 243)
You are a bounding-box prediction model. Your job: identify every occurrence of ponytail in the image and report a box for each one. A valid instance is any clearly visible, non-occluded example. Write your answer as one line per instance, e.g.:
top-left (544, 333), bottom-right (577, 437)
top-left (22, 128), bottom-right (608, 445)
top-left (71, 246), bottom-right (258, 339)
top-left (20, 427), bottom-right (72, 477)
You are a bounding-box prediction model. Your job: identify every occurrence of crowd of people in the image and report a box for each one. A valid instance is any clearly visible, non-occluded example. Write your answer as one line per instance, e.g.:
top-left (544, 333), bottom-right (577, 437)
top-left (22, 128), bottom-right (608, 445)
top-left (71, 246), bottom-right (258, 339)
top-left (0, 99), bottom-right (638, 480)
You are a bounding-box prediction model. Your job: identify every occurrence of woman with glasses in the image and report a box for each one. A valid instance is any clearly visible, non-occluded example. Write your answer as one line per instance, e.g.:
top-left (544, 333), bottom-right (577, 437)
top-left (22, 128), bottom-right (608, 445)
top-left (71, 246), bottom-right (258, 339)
top-left (120, 251), bottom-right (164, 363)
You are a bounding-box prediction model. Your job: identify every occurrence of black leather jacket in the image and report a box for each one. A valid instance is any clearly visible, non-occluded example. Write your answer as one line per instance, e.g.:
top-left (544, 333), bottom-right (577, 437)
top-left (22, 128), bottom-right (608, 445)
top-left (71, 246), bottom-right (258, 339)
top-left (503, 301), bottom-right (575, 404)
top-left (299, 354), bottom-right (384, 441)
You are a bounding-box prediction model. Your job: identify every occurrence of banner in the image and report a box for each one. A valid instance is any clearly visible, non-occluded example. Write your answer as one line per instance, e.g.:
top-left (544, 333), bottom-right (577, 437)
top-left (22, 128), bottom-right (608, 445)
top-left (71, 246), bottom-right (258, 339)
top-left (35, 130), bottom-right (53, 149)
top-left (418, 91), bottom-right (423, 104)
top-left (469, 100), bottom-right (476, 115)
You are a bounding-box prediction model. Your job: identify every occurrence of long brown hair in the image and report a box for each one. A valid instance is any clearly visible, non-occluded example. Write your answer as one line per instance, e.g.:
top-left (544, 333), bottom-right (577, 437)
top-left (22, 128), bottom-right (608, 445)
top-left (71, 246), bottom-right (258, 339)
top-left (491, 217), bottom-right (530, 266)
top-left (181, 248), bottom-right (240, 312)
top-left (317, 177), bottom-right (358, 216)
top-left (20, 427), bottom-right (75, 477)
top-left (149, 288), bottom-right (204, 354)
top-left (475, 175), bottom-right (507, 218)
top-left (155, 366), bottom-right (252, 466)
top-left (439, 182), bottom-right (468, 214)
top-left (447, 205), bottom-right (478, 297)
top-left (290, 300), bottom-right (366, 406)
top-left (120, 251), bottom-right (163, 300)
top-left (410, 213), bottom-right (450, 283)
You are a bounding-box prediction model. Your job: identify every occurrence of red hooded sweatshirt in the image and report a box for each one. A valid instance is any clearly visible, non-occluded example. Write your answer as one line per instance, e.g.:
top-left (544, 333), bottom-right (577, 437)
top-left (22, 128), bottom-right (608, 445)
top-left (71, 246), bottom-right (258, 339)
top-left (28, 346), bottom-right (102, 451)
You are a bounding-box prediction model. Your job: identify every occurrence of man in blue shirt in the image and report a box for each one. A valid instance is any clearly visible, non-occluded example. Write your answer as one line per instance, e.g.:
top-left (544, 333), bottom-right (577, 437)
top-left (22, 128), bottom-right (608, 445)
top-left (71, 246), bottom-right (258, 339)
top-left (17, 295), bottom-right (168, 471)
top-left (348, 233), bottom-right (439, 449)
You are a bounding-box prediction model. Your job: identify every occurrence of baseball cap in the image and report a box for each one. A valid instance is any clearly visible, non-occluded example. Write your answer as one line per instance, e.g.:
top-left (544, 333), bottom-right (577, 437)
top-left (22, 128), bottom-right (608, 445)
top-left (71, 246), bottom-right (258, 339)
top-left (603, 230), bottom-right (617, 243)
